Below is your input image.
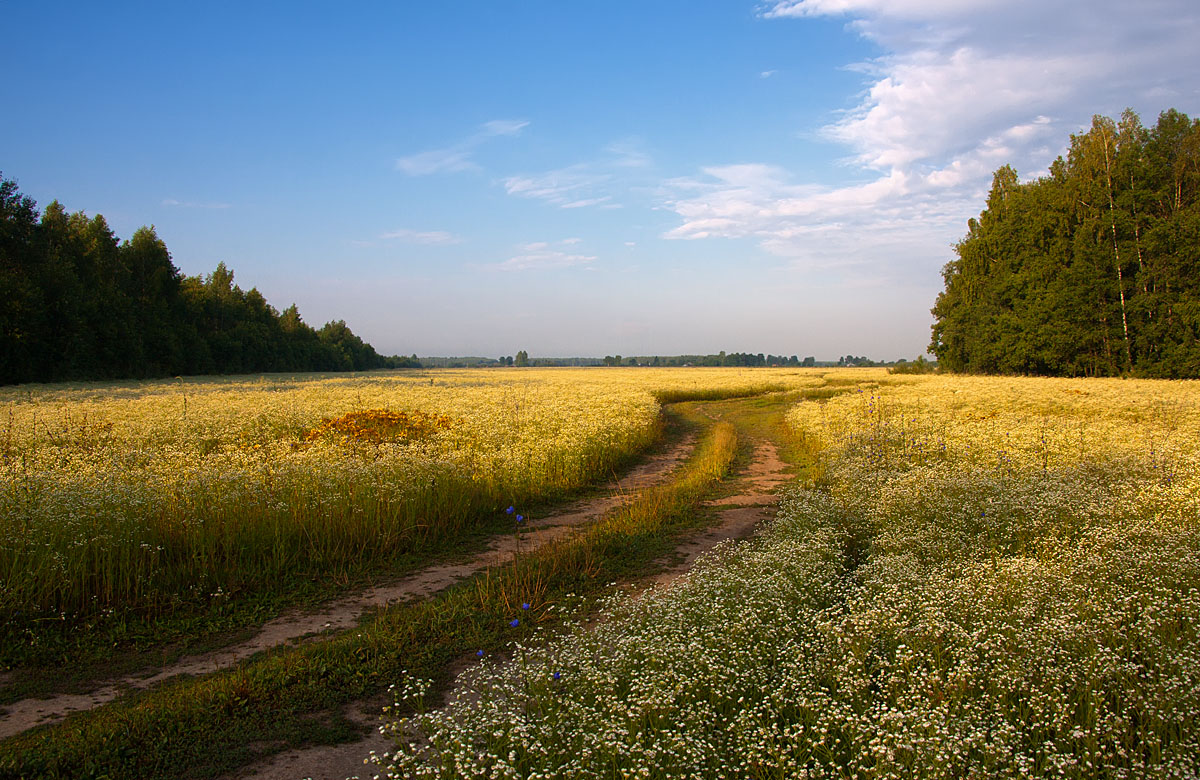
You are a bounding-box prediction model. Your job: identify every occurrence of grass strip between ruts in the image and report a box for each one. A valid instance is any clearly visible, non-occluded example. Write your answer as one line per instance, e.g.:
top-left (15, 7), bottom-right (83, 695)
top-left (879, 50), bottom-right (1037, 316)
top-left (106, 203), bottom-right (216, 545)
top-left (0, 415), bottom-right (738, 780)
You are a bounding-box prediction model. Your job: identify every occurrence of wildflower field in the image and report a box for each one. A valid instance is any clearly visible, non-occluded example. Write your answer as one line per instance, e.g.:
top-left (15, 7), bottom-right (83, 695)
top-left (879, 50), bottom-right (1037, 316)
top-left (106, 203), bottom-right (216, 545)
top-left (383, 373), bottom-right (1200, 779)
top-left (0, 368), bottom-right (810, 664)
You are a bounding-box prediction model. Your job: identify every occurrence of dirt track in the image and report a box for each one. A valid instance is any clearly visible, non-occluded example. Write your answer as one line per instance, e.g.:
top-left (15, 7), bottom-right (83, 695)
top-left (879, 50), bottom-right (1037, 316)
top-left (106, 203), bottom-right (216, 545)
top-left (235, 436), bottom-right (792, 780)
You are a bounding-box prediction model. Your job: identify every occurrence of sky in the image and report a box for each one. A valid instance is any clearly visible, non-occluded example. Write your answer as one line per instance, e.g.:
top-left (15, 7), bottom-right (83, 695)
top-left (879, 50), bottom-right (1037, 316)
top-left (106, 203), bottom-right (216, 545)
top-left (4, 1), bottom-right (1199, 360)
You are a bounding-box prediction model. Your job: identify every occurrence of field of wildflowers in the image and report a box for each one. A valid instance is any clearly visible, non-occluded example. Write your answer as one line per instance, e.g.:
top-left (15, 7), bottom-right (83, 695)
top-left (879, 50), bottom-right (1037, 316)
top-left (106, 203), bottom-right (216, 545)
top-left (0, 385), bottom-right (743, 780)
top-left (0, 368), bottom-right (820, 661)
top-left (381, 374), bottom-right (1200, 778)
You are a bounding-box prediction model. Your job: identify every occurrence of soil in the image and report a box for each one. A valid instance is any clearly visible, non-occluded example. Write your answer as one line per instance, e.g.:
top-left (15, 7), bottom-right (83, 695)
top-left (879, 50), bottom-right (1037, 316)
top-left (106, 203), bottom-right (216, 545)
top-left (651, 439), bottom-right (791, 584)
top-left (241, 694), bottom-right (395, 780)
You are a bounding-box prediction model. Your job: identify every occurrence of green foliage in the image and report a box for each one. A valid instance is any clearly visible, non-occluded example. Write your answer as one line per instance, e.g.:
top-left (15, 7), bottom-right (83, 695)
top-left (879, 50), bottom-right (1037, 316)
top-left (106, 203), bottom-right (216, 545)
top-left (605, 353), bottom-right (804, 367)
top-left (837, 354), bottom-right (878, 367)
top-left (888, 355), bottom-right (936, 374)
top-left (0, 177), bottom-right (405, 384)
top-left (930, 109), bottom-right (1200, 377)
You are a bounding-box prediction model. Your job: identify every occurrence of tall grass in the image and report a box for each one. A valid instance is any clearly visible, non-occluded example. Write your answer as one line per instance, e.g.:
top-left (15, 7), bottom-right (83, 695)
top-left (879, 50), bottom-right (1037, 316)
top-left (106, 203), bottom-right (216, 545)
top-left (0, 372), bottom-right (665, 663)
top-left (0, 413), bottom-right (739, 780)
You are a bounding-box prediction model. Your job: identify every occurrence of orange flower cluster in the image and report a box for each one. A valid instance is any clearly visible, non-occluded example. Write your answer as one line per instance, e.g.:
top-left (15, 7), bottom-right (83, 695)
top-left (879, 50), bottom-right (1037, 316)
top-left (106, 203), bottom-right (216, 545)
top-left (303, 408), bottom-right (453, 445)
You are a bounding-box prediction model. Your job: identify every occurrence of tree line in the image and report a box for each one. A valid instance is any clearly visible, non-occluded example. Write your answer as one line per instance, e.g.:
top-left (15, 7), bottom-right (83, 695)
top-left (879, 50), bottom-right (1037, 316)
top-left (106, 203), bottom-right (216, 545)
top-left (602, 352), bottom-right (814, 367)
top-left (930, 108), bottom-right (1200, 377)
top-left (0, 175), bottom-right (415, 385)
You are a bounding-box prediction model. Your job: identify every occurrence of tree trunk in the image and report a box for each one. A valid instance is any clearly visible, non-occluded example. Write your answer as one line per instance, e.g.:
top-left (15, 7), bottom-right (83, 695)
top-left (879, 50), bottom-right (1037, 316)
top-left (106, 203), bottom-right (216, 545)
top-left (1102, 130), bottom-right (1133, 371)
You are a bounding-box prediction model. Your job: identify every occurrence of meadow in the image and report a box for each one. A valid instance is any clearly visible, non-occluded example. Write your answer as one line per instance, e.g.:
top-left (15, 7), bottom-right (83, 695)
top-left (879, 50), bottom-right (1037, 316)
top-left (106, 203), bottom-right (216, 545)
top-left (381, 373), bottom-right (1200, 779)
top-left (3, 368), bottom-right (1197, 779)
top-left (0, 368), bottom-right (813, 667)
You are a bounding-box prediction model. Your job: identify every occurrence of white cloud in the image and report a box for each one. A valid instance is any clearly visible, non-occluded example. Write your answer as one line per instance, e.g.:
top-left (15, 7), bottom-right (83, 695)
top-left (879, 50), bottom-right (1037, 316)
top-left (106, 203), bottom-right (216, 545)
top-left (162, 198), bottom-right (231, 209)
top-left (491, 239), bottom-right (596, 272)
top-left (396, 118), bottom-right (529, 176)
top-left (379, 228), bottom-right (462, 245)
top-left (823, 47), bottom-right (1084, 172)
top-left (760, 69), bottom-right (778, 78)
top-left (481, 119), bottom-right (530, 136)
top-left (665, 0), bottom-right (1200, 279)
top-left (761, 0), bottom-right (1003, 21)
top-left (604, 139), bottom-right (652, 168)
top-left (503, 165), bottom-right (608, 205)
top-left (502, 139), bottom-right (653, 209)
top-left (395, 149), bottom-right (478, 176)
top-left (561, 196), bottom-right (613, 209)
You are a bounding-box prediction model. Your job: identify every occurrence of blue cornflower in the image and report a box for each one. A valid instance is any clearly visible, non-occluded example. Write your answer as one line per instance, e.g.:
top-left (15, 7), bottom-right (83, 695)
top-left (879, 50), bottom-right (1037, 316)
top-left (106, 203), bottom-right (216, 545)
top-left (552, 671), bottom-right (561, 681)
top-left (521, 602), bottom-right (530, 610)
top-left (476, 649), bottom-right (485, 657)
top-left (509, 618), bottom-right (520, 628)
top-left (516, 514), bottom-right (524, 523)
top-left (505, 506), bottom-right (515, 515)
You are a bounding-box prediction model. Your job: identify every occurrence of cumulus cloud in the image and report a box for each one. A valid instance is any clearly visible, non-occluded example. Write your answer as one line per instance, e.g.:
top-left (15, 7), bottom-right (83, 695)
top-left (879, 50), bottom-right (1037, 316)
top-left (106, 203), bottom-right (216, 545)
top-left (761, 0), bottom-right (1004, 21)
top-left (396, 119), bottom-right (529, 175)
top-left (666, 0), bottom-right (1200, 279)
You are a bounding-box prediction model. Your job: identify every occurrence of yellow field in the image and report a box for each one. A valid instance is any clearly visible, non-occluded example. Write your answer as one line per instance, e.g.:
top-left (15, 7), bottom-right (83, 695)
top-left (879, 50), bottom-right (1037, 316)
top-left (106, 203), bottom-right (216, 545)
top-left (789, 372), bottom-right (1200, 471)
top-left (0, 368), bottom-right (823, 637)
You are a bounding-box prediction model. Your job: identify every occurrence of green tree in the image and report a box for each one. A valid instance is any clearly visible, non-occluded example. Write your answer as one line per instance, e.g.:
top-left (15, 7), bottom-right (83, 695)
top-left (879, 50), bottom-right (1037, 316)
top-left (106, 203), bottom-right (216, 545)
top-left (0, 175), bottom-right (442, 384)
top-left (120, 226), bottom-right (185, 376)
top-left (931, 108), bottom-right (1200, 378)
top-left (0, 175), bottom-right (45, 383)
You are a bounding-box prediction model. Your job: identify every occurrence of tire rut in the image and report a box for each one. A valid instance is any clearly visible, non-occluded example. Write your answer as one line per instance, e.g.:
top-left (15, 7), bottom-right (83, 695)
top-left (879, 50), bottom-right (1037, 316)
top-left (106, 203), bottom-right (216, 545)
top-left (649, 438), bottom-right (791, 585)
top-left (245, 434), bottom-right (793, 780)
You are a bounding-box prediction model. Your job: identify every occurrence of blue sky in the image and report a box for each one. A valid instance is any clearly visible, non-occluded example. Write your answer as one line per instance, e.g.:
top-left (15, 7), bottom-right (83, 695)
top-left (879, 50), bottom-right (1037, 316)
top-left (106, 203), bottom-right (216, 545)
top-left (5, 1), bottom-right (1199, 360)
